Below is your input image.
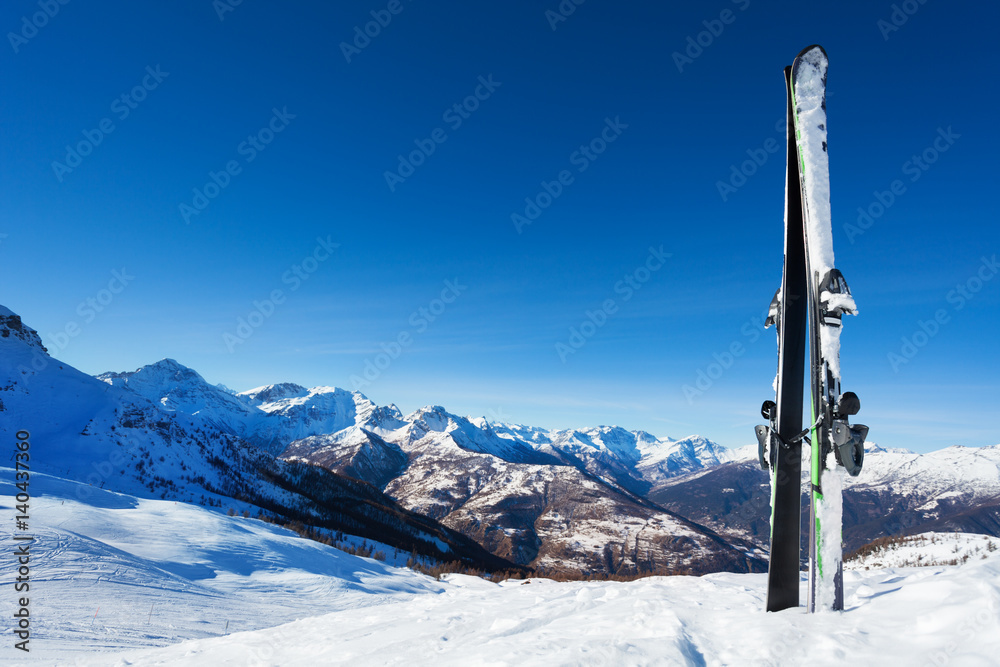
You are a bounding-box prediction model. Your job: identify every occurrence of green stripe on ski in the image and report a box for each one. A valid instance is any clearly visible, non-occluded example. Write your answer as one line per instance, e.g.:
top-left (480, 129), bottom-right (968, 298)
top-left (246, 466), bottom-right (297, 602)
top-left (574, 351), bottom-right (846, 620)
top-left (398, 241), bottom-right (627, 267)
top-left (769, 461), bottom-right (777, 538)
top-left (789, 81), bottom-right (807, 176)
top-left (810, 403), bottom-right (821, 491)
top-left (810, 397), bottom-right (823, 578)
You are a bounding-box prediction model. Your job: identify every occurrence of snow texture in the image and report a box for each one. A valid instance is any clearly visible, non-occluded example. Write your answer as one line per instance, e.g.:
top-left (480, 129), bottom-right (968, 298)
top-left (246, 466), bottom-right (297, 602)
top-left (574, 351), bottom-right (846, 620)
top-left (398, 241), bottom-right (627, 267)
top-left (5, 467), bottom-right (999, 666)
top-left (0, 468), bottom-right (444, 664)
top-left (813, 450), bottom-right (846, 610)
top-left (847, 532), bottom-right (1000, 570)
top-left (793, 46), bottom-right (834, 279)
top-left (822, 291), bottom-right (857, 314)
top-left (793, 45), bottom-right (849, 381)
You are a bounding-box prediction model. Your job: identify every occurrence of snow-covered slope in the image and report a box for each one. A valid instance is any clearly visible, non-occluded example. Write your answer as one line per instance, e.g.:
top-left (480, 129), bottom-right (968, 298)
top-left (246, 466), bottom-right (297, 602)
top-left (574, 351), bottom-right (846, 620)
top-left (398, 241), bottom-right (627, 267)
top-left (0, 468), bottom-right (444, 663)
top-left (91, 557), bottom-right (1000, 667)
top-left (847, 531), bottom-right (1000, 570)
top-left (17, 481), bottom-right (993, 667)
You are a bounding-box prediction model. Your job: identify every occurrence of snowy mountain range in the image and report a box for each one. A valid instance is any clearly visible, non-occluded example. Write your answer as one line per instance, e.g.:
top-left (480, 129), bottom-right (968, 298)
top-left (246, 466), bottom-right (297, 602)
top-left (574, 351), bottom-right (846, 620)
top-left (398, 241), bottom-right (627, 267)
top-left (3, 303), bottom-right (999, 578)
top-left (95, 355), bottom-right (761, 575)
top-left (0, 307), bottom-right (513, 573)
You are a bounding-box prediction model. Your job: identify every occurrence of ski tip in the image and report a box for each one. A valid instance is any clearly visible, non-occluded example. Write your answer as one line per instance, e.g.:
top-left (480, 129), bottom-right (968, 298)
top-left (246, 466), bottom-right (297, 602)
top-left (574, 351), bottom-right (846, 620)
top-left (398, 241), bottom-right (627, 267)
top-left (791, 44), bottom-right (829, 82)
top-left (796, 44), bottom-right (827, 60)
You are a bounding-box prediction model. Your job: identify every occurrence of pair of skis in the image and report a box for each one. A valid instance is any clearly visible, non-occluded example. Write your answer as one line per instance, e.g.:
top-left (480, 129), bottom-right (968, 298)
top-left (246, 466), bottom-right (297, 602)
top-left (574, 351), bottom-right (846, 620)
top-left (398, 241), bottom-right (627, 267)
top-left (755, 45), bottom-right (869, 613)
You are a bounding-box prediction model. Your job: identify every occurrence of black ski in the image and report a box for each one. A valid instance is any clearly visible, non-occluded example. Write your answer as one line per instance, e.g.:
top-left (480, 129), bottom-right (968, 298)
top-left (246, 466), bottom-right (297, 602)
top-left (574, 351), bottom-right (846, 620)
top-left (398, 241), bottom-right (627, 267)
top-left (756, 64), bottom-right (808, 613)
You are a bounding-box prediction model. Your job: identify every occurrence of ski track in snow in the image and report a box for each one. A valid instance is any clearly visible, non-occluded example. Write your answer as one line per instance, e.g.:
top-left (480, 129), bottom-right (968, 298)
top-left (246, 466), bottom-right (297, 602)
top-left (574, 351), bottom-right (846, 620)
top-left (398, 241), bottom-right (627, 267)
top-left (3, 468), bottom-right (1000, 666)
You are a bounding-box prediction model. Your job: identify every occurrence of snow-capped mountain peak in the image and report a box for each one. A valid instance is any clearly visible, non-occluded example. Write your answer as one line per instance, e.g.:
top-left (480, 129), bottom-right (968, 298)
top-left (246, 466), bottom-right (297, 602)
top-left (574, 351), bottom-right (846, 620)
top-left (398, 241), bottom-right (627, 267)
top-left (404, 405), bottom-right (453, 432)
top-left (365, 403), bottom-right (407, 431)
top-left (95, 360), bottom-right (384, 453)
top-left (97, 358), bottom-right (254, 418)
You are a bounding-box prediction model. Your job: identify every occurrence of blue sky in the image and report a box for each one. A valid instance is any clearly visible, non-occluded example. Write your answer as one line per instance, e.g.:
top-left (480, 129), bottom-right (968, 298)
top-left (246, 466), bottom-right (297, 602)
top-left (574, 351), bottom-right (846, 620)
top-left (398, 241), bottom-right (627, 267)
top-left (3, 0), bottom-right (998, 453)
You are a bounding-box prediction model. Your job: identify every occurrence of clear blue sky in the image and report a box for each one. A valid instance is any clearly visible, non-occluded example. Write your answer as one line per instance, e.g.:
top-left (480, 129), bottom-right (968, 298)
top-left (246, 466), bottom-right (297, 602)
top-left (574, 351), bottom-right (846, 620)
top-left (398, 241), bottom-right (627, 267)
top-left (3, 0), bottom-right (998, 453)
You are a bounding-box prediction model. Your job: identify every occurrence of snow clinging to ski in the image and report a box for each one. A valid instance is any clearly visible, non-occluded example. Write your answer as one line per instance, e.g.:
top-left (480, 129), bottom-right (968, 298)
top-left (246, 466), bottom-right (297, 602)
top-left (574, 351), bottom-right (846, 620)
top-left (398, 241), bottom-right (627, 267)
top-left (757, 44), bottom-right (870, 613)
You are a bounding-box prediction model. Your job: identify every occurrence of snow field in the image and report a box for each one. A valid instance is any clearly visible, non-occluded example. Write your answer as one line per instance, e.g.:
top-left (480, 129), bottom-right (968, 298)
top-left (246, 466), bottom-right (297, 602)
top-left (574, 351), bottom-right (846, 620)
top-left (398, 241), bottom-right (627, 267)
top-left (0, 469), bottom-right (443, 665)
top-left (66, 558), bottom-right (1000, 667)
top-left (4, 467), bottom-right (1000, 666)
